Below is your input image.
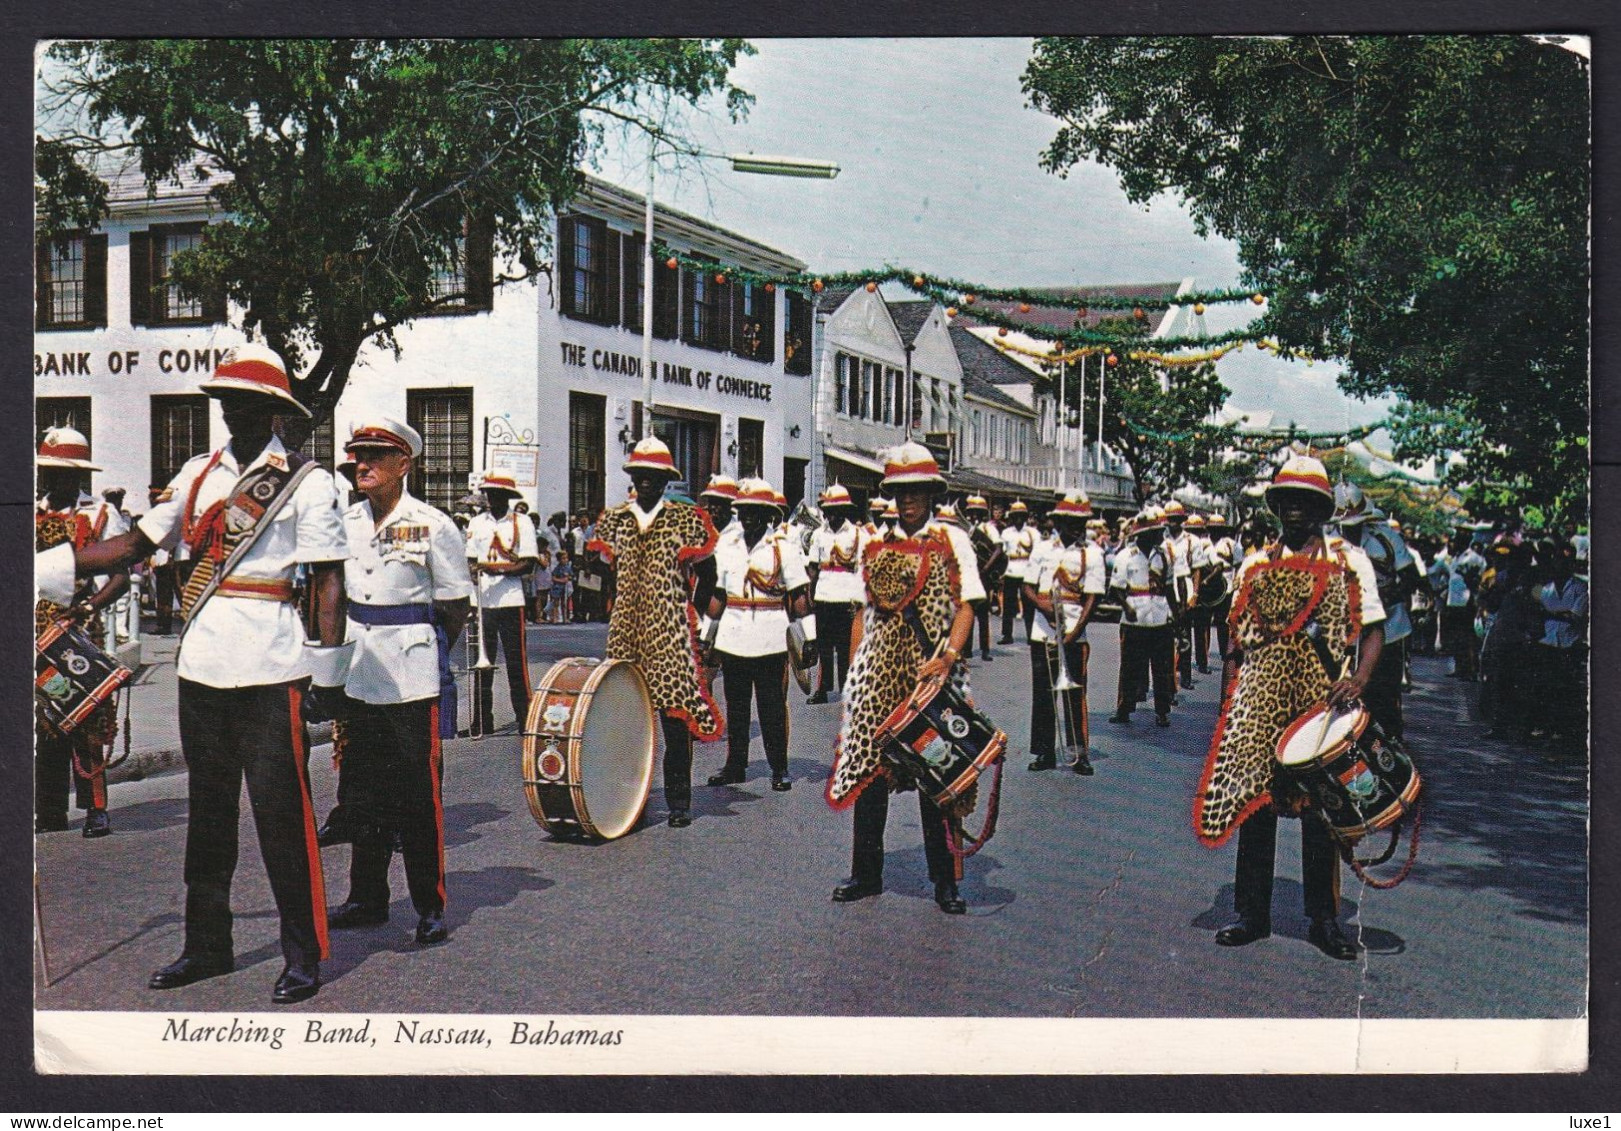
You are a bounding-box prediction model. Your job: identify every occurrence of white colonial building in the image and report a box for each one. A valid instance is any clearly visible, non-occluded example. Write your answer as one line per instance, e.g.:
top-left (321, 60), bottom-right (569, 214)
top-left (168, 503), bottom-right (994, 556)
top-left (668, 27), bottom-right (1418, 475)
top-left (34, 170), bottom-right (812, 519)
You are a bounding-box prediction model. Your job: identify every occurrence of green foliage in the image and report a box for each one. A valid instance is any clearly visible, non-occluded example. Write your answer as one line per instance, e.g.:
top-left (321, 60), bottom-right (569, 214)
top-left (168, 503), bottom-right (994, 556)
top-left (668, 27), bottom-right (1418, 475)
top-left (1024, 35), bottom-right (1589, 511)
top-left (38, 38), bottom-right (753, 416)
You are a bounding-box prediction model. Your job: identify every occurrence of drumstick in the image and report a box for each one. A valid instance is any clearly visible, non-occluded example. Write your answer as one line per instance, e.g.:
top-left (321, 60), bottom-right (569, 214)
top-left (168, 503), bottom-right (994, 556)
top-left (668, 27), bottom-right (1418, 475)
top-left (1314, 656), bottom-right (1354, 756)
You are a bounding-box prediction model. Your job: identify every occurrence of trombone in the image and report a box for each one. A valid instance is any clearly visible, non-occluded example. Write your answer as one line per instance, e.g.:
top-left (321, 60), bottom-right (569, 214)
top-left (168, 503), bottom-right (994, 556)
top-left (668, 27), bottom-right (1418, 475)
top-left (1046, 575), bottom-right (1089, 767)
top-left (460, 566), bottom-right (496, 740)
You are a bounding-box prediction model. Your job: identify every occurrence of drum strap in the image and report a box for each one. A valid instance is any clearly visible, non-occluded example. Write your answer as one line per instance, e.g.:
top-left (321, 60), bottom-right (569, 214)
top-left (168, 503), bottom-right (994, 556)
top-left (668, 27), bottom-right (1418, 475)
top-left (902, 604), bottom-right (939, 658)
top-left (1330, 801), bottom-right (1422, 890)
top-left (942, 755), bottom-right (1005, 879)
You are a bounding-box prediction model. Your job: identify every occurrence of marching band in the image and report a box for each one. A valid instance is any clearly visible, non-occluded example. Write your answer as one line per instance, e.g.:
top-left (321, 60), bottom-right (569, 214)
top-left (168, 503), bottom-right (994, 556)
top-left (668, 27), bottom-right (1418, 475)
top-left (37, 347), bottom-right (1438, 1004)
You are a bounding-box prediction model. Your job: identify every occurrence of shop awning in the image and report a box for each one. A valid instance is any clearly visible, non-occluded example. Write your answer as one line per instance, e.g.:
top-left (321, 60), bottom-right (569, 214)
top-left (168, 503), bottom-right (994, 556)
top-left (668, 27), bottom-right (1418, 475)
top-left (824, 446), bottom-right (885, 475)
top-left (823, 446), bottom-right (885, 492)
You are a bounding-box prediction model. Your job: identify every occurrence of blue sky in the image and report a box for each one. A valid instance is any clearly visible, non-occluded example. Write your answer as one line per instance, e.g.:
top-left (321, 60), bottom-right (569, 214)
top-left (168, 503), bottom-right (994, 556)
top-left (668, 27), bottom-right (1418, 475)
top-left (590, 37), bottom-right (1394, 434)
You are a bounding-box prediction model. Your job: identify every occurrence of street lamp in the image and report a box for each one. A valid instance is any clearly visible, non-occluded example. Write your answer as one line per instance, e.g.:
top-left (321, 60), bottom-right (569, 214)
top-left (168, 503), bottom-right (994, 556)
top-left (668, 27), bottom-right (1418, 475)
top-left (638, 144), bottom-right (840, 440)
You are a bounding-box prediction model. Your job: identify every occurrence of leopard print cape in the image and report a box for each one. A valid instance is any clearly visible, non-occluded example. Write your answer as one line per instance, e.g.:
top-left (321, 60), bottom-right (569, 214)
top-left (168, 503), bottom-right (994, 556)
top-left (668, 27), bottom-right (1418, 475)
top-left (595, 500), bottom-right (722, 740)
top-left (827, 527), bottom-right (977, 815)
top-left (1193, 542), bottom-right (1362, 845)
top-left (36, 511), bottom-right (119, 745)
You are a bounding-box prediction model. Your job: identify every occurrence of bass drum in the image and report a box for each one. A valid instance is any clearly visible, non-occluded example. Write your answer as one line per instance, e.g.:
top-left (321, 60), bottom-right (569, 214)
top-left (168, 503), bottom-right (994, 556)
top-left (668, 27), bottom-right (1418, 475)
top-left (522, 657), bottom-right (655, 841)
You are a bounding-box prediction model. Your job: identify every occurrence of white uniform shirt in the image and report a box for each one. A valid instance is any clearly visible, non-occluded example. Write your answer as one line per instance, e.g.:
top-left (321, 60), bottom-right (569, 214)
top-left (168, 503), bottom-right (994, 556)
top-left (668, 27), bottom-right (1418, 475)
top-left (1001, 523), bottom-right (1037, 581)
top-left (1538, 577), bottom-right (1589, 649)
top-left (343, 491), bottom-right (474, 704)
top-left (1233, 535), bottom-right (1387, 630)
top-left (809, 520), bottom-right (865, 604)
top-left (1029, 539), bottom-right (1108, 644)
top-left (715, 531), bottom-right (809, 658)
top-left (138, 437), bottom-right (348, 688)
top-left (465, 510), bottom-right (539, 608)
top-left (1188, 532), bottom-right (1214, 571)
top-left (1210, 535), bottom-right (1238, 588)
top-left (77, 501), bottom-right (130, 589)
top-left (1111, 541), bottom-right (1173, 627)
top-left (1354, 524), bottom-right (1416, 642)
top-left (1024, 532), bottom-right (1061, 603)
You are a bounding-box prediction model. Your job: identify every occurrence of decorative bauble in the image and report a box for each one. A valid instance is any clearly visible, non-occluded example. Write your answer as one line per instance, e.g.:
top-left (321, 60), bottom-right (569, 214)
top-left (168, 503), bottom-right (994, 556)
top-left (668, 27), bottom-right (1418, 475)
top-left (1077, 306), bottom-right (1088, 318)
top-left (998, 327), bottom-right (1009, 337)
top-left (964, 294), bottom-right (976, 305)
top-left (1251, 293), bottom-right (1266, 305)
top-left (1106, 354), bottom-right (1119, 368)
top-left (912, 275), bottom-right (925, 288)
top-left (1019, 302), bottom-right (1031, 313)
top-left (1193, 303), bottom-right (1206, 315)
top-left (865, 281), bottom-right (877, 293)
top-left (716, 273), bottom-right (727, 285)
top-left (946, 306), bottom-right (958, 317)
top-left (764, 283), bottom-right (775, 293)
top-left (1133, 307), bottom-right (1146, 321)
top-left (666, 257), bottom-right (679, 270)
top-left (812, 279), bottom-right (824, 293)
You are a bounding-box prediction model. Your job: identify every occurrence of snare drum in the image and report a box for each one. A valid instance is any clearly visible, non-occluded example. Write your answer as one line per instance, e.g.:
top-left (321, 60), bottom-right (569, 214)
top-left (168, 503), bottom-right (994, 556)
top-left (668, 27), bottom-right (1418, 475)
top-left (522, 657), bottom-right (655, 841)
top-left (877, 673), bottom-right (1007, 808)
top-left (1275, 702), bottom-right (1421, 841)
top-left (35, 620), bottom-right (132, 737)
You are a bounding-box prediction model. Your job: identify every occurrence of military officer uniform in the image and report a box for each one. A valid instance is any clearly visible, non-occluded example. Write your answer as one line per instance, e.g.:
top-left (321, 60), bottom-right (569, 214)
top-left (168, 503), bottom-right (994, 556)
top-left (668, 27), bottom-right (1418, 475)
top-left (329, 419), bottom-right (473, 945)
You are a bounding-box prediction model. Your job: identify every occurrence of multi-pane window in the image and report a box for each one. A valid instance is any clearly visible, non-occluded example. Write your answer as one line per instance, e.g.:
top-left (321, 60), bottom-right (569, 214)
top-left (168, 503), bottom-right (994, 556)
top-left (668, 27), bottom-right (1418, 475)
top-left (834, 353), bottom-right (850, 416)
top-left (862, 361), bottom-right (882, 421)
top-left (737, 417), bottom-right (764, 479)
top-left (911, 376), bottom-right (925, 431)
top-left (429, 233), bottom-right (467, 302)
top-left (784, 291), bottom-right (813, 376)
top-left (649, 410), bottom-right (716, 493)
top-left (406, 388), bottom-right (474, 514)
top-left (568, 392), bottom-right (606, 518)
top-left (685, 270), bottom-right (724, 349)
top-left (622, 235), bottom-right (646, 333)
top-left (130, 224), bottom-right (223, 327)
top-left (887, 368), bottom-right (904, 426)
top-left (423, 217), bottom-right (495, 314)
top-left (732, 282), bottom-right (774, 361)
top-left (557, 214), bottom-right (615, 324)
top-left (37, 397), bottom-right (92, 449)
top-left (300, 415), bottom-right (335, 470)
top-left (36, 233), bottom-right (108, 330)
top-left (150, 395), bottom-right (211, 489)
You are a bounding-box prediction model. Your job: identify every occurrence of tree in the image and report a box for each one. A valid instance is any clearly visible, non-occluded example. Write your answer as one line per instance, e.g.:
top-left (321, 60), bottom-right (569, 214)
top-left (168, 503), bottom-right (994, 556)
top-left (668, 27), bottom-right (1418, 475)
top-left (1023, 36), bottom-right (1589, 513)
top-left (1036, 321), bottom-right (1234, 503)
top-left (37, 38), bottom-right (754, 417)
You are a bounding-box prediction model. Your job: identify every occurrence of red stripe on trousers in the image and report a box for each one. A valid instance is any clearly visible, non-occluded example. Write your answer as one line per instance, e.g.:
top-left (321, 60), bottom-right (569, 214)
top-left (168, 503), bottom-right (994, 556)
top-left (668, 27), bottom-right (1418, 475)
top-left (429, 702), bottom-right (446, 908)
top-left (287, 685), bottom-right (330, 959)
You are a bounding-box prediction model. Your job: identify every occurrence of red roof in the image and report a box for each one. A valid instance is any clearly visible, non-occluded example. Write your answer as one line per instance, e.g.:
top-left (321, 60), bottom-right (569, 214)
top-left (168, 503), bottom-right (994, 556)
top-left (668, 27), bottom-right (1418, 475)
top-left (951, 283), bottom-right (1182, 335)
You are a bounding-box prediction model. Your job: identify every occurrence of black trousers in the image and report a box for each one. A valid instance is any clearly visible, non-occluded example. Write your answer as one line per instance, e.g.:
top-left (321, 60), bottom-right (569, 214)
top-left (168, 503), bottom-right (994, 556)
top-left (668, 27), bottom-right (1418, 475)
top-left (1029, 638), bottom-right (1088, 758)
top-left (474, 604), bottom-right (530, 730)
top-left (1172, 614), bottom-right (1194, 682)
top-left (1000, 576), bottom-right (1025, 641)
top-left (660, 712), bottom-right (694, 811)
top-left (1362, 638), bottom-right (1406, 739)
top-left (1207, 598), bottom-right (1232, 665)
top-left (848, 784), bottom-right (955, 887)
top-left (814, 601), bottom-right (858, 695)
top-left (1117, 624), bottom-right (1174, 716)
top-left (35, 729), bottom-right (108, 822)
top-left (339, 697), bottom-right (446, 918)
top-left (716, 651), bottom-right (789, 777)
top-left (153, 562), bottom-right (177, 635)
top-left (176, 679), bottom-right (327, 965)
top-left (974, 597), bottom-right (993, 656)
top-left (1232, 808), bottom-right (1342, 923)
top-left (1191, 603), bottom-right (1213, 669)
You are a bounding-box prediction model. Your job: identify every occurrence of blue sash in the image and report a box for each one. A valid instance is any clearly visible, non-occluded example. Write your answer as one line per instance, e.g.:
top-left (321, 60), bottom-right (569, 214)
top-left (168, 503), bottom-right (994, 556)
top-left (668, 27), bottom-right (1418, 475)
top-left (349, 602), bottom-right (457, 738)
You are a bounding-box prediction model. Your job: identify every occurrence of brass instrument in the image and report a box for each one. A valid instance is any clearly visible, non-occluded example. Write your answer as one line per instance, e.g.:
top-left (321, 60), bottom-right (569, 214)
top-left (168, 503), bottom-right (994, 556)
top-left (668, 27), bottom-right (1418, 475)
top-left (461, 567), bottom-right (496, 740)
top-left (1046, 573), bottom-right (1087, 766)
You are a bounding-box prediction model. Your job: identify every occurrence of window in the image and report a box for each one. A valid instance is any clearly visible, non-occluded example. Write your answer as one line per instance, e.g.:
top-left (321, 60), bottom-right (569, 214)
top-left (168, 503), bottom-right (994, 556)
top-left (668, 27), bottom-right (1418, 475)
top-left (684, 269), bottom-right (725, 350)
top-left (622, 235), bottom-right (646, 333)
top-left (150, 395), bottom-right (211, 489)
top-left (737, 417), bottom-right (764, 479)
top-left (558, 214), bottom-right (616, 324)
top-left (835, 353), bottom-right (853, 416)
top-left (784, 290), bottom-right (813, 376)
top-left (300, 415), bottom-right (335, 470)
top-left (971, 409), bottom-right (982, 456)
top-left (653, 256), bottom-right (680, 340)
top-left (732, 281), bottom-right (775, 361)
top-left (862, 361), bottom-right (882, 421)
top-left (37, 397), bottom-right (92, 448)
top-left (424, 216), bottom-right (495, 313)
top-left (568, 392), bottom-right (606, 518)
top-left (910, 373), bottom-right (925, 431)
top-left (130, 224), bottom-right (225, 327)
top-left (36, 233), bottom-right (107, 330)
top-left (887, 368), bottom-right (905, 426)
top-left (406, 388), bottom-right (474, 514)
top-left (644, 408), bottom-right (717, 492)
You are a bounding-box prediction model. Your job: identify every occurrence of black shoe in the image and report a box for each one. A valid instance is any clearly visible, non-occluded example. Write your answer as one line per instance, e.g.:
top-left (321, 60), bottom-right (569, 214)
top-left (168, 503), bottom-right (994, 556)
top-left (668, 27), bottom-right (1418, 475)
top-left (1027, 756), bottom-right (1057, 772)
top-left (831, 877), bottom-right (882, 902)
top-left (807, 692), bottom-right (828, 705)
top-left (415, 913), bottom-right (448, 945)
top-left (1180, 678), bottom-right (1195, 690)
top-left (316, 807), bottom-right (354, 847)
top-left (272, 962), bottom-right (321, 1004)
top-left (667, 809), bottom-right (692, 828)
top-left (149, 952), bottom-right (234, 989)
top-left (980, 652), bottom-right (993, 662)
top-left (329, 902), bottom-right (389, 929)
top-left (770, 776), bottom-right (792, 792)
top-left (82, 809), bottom-right (111, 838)
top-left (1156, 713), bottom-right (1171, 727)
top-left (934, 882), bottom-right (967, 915)
top-left (1071, 755), bottom-right (1095, 776)
top-left (1215, 918), bottom-right (1271, 947)
top-left (1196, 664), bottom-right (1212, 674)
top-left (1308, 917), bottom-right (1359, 961)
top-left (35, 814), bottom-right (69, 834)
top-left (997, 636), bottom-right (1015, 645)
top-left (706, 770), bottom-right (745, 787)
top-left (1108, 712), bottom-right (1131, 726)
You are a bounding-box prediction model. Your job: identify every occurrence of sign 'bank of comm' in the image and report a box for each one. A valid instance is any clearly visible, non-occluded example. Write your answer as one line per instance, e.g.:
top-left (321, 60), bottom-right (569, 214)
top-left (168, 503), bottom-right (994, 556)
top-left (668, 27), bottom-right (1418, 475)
top-left (35, 168), bottom-right (814, 519)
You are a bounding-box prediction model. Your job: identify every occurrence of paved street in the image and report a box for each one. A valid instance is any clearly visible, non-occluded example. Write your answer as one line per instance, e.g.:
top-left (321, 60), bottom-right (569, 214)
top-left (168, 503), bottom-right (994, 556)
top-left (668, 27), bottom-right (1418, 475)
top-left (36, 621), bottom-right (1586, 1018)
